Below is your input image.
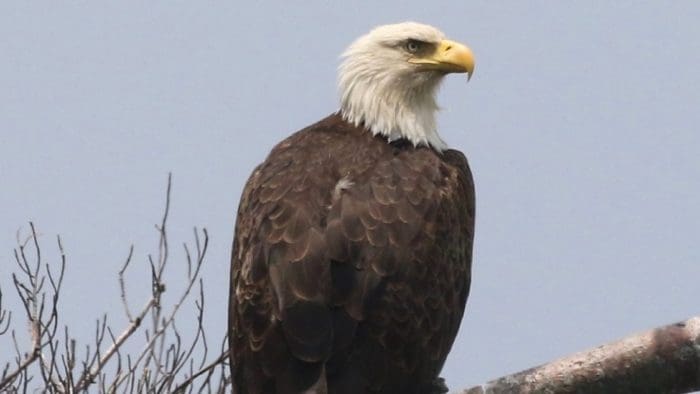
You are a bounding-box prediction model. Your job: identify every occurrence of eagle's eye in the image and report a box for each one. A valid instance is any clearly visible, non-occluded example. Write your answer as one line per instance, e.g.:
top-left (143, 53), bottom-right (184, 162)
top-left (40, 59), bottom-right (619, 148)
top-left (405, 39), bottom-right (423, 54)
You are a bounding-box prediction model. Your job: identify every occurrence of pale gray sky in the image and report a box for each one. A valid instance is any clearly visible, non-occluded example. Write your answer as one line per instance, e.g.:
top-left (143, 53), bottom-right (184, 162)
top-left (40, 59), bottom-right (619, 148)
top-left (2, 1), bottom-right (699, 390)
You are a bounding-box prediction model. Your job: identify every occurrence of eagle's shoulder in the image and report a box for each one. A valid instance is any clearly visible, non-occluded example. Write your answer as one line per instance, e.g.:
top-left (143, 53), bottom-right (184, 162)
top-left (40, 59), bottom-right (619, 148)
top-left (442, 148), bottom-right (475, 214)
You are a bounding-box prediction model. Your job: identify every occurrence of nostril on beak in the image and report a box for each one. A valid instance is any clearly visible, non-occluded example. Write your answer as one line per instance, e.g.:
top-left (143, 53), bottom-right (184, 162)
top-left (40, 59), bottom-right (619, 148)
top-left (445, 45), bottom-right (452, 51)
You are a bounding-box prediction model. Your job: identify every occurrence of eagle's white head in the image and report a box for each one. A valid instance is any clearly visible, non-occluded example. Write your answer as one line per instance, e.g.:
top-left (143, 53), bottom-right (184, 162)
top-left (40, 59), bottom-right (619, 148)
top-left (338, 22), bottom-right (475, 151)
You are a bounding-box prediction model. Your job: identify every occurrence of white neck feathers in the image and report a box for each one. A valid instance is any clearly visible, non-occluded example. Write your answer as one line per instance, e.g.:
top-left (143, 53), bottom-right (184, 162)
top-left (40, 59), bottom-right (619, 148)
top-left (337, 24), bottom-right (448, 151)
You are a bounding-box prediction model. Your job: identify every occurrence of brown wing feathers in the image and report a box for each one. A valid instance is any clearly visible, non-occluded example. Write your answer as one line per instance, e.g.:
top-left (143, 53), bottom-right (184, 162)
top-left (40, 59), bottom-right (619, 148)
top-left (229, 114), bottom-right (474, 393)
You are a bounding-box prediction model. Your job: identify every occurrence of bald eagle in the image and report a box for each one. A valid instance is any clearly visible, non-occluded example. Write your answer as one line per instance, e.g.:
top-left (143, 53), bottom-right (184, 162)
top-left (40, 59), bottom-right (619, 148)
top-left (229, 22), bottom-right (476, 394)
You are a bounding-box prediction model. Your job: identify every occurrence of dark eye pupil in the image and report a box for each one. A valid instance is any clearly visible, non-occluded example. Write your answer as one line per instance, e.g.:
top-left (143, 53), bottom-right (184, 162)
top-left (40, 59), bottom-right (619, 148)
top-left (407, 40), bottom-right (420, 52)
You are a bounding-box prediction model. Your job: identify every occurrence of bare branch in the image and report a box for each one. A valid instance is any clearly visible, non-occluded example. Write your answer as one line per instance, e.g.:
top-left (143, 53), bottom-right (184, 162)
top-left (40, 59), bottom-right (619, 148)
top-left (74, 290), bottom-right (158, 391)
top-left (169, 280), bottom-right (208, 381)
top-left (463, 315), bottom-right (700, 394)
top-left (0, 224), bottom-right (53, 391)
top-left (0, 287), bottom-right (11, 336)
top-left (112, 227), bottom-right (210, 390)
top-left (118, 245), bottom-right (136, 322)
top-left (172, 349), bottom-right (230, 394)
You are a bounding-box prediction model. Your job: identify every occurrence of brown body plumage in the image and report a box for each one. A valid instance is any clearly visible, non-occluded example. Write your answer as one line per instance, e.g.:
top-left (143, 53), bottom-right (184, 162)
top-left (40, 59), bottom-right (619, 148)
top-left (229, 113), bottom-right (475, 393)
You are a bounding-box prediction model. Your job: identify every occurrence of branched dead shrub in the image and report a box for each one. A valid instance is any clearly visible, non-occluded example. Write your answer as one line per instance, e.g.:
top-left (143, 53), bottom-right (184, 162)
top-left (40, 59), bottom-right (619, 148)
top-left (0, 175), bottom-right (230, 393)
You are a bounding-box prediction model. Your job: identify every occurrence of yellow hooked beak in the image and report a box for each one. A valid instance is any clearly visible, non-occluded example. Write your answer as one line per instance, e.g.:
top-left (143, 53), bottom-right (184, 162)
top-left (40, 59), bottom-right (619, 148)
top-left (408, 39), bottom-right (475, 81)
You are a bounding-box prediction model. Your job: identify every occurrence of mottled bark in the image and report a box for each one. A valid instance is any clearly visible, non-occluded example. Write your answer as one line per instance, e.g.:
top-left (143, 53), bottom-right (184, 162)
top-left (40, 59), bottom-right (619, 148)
top-left (463, 316), bottom-right (700, 394)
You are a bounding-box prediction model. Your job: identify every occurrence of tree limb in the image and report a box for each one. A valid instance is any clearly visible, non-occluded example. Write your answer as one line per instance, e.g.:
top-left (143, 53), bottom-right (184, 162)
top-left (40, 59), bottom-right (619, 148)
top-left (462, 315), bottom-right (700, 394)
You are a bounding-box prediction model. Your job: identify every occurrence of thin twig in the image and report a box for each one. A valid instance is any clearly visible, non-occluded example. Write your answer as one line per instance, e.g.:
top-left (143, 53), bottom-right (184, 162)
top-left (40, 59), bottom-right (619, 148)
top-left (172, 349), bottom-right (230, 394)
top-left (118, 246), bottom-right (135, 322)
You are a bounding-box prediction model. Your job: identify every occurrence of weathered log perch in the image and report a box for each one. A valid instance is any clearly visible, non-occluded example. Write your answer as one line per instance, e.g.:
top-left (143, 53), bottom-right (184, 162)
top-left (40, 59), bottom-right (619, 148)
top-left (462, 315), bottom-right (700, 394)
